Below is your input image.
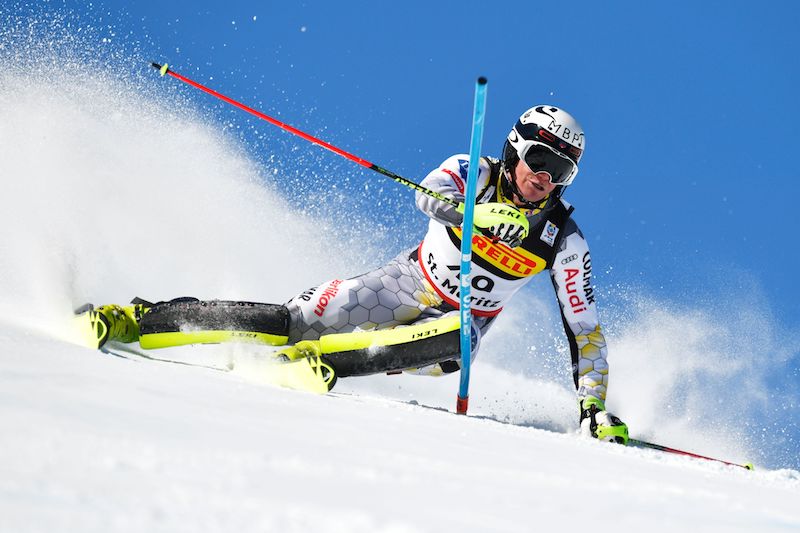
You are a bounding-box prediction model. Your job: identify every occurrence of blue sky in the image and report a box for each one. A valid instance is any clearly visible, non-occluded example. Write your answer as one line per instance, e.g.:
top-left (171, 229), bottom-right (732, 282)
top-left (16, 1), bottom-right (800, 325)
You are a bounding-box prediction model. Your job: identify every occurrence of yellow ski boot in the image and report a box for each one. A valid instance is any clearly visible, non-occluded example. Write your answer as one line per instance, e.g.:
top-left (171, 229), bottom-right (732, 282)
top-left (74, 303), bottom-right (149, 349)
top-left (272, 340), bottom-right (337, 392)
top-left (275, 340), bottom-right (322, 361)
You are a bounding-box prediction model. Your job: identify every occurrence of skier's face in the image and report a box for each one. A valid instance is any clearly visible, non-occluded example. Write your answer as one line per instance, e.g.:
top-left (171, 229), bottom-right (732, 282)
top-left (513, 159), bottom-right (557, 205)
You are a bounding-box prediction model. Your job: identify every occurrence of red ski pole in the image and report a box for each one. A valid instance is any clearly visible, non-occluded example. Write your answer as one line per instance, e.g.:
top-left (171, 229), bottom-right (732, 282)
top-left (629, 439), bottom-right (754, 470)
top-left (150, 62), bottom-right (460, 209)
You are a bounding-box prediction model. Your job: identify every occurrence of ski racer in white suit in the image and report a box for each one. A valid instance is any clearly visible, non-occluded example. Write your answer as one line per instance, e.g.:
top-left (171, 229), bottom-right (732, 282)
top-left (408, 106), bottom-right (628, 443)
top-left (90, 105), bottom-right (628, 443)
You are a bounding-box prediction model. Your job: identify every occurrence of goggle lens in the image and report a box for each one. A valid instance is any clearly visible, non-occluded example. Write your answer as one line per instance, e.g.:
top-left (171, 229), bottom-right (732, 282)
top-left (522, 143), bottom-right (578, 185)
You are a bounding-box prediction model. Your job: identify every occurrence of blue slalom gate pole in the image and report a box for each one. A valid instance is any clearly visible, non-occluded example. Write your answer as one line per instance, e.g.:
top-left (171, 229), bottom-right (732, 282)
top-left (457, 77), bottom-right (488, 415)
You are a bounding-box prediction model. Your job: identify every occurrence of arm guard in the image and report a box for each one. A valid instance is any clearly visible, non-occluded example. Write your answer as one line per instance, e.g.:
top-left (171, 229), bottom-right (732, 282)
top-left (549, 225), bottom-right (609, 401)
top-left (415, 155), bottom-right (493, 226)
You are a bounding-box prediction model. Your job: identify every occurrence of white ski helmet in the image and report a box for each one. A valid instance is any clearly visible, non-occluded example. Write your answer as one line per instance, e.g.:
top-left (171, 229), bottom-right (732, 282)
top-left (502, 105), bottom-right (585, 205)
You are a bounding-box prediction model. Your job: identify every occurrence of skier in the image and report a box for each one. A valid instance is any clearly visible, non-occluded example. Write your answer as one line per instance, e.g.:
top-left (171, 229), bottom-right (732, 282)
top-left (82, 105), bottom-right (628, 444)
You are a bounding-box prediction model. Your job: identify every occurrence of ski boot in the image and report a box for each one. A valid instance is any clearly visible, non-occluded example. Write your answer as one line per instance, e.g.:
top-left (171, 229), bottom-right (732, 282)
top-left (580, 396), bottom-right (629, 444)
top-left (273, 340), bottom-right (337, 392)
top-left (275, 340), bottom-right (322, 361)
top-left (74, 302), bottom-right (150, 349)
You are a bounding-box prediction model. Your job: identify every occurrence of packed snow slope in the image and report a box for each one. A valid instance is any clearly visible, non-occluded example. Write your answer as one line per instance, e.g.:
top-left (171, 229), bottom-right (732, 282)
top-left (1, 41), bottom-right (799, 533)
top-left (1, 327), bottom-right (799, 533)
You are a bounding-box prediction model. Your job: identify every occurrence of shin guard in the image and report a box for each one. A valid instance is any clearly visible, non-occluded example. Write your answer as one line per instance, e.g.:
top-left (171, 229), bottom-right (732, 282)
top-left (138, 299), bottom-right (290, 349)
top-left (319, 314), bottom-right (461, 377)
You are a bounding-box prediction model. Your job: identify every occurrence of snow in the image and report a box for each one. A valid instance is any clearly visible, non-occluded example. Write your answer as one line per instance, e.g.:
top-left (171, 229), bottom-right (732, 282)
top-left (0, 58), bottom-right (798, 533)
top-left (1, 326), bottom-right (798, 532)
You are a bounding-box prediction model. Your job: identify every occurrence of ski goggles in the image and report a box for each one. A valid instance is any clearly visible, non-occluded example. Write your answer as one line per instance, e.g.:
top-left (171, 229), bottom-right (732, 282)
top-left (519, 141), bottom-right (579, 186)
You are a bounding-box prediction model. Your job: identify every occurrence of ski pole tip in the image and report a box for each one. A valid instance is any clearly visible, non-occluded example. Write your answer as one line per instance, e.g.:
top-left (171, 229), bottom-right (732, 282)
top-left (477, 76), bottom-right (488, 85)
top-left (456, 395), bottom-right (469, 415)
top-left (744, 462), bottom-right (755, 471)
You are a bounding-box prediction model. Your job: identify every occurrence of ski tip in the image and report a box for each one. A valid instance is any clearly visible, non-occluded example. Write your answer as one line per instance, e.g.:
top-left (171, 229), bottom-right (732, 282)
top-left (744, 462), bottom-right (755, 471)
top-left (477, 76), bottom-right (488, 85)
